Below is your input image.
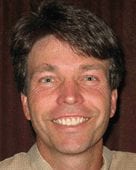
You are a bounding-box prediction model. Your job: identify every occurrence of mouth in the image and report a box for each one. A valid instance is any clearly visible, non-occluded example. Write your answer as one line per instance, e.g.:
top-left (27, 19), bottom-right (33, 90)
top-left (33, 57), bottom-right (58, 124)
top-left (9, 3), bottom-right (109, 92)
top-left (52, 117), bottom-right (89, 126)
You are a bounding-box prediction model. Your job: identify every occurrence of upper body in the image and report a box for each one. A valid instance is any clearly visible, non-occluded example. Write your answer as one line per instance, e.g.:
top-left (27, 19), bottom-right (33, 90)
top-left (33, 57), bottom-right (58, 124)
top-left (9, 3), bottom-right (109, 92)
top-left (0, 144), bottom-right (136, 170)
top-left (4, 0), bottom-right (134, 169)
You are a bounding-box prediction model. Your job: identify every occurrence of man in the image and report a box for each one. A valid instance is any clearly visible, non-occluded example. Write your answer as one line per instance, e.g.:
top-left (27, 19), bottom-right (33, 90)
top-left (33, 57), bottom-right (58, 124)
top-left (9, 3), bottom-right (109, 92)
top-left (0, 0), bottom-right (136, 169)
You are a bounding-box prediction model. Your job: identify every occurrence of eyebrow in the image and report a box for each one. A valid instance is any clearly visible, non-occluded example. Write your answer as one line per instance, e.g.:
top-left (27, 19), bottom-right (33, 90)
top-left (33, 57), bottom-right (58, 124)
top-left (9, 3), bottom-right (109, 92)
top-left (30, 63), bottom-right (58, 79)
top-left (35, 63), bottom-right (57, 71)
top-left (80, 64), bottom-right (107, 71)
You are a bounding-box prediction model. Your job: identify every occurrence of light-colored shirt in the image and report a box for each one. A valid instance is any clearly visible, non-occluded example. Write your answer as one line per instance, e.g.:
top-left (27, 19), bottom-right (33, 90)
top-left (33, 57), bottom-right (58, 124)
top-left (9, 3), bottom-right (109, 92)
top-left (0, 144), bottom-right (136, 170)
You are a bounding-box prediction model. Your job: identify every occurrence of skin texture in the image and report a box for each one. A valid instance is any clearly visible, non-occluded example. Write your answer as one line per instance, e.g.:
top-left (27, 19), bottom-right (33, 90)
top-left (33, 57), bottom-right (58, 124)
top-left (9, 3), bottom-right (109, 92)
top-left (21, 35), bottom-right (117, 170)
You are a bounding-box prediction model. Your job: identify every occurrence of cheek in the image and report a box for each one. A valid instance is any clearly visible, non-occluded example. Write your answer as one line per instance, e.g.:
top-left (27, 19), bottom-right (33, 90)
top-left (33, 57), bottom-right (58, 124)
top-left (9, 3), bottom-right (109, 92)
top-left (84, 86), bottom-right (111, 122)
top-left (27, 88), bottom-right (52, 130)
top-left (84, 85), bottom-right (111, 106)
top-left (88, 89), bottom-right (111, 135)
top-left (27, 86), bottom-right (58, 115)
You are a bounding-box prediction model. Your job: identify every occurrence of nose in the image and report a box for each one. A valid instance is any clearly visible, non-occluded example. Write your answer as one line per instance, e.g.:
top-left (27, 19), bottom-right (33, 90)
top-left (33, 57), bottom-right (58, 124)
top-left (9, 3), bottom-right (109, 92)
top-left (56, 80), bottom-right (84, 105)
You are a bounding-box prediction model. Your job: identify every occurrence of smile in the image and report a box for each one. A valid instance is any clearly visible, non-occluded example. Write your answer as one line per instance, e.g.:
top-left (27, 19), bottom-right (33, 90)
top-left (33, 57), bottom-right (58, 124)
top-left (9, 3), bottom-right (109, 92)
top-left (53, 117), bottom-right (89, 126)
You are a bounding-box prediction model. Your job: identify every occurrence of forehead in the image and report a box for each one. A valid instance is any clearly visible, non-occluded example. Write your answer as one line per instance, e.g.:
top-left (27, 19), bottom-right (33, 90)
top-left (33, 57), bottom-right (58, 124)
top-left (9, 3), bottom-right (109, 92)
top-left (28, 35), bottom-right (110, 71)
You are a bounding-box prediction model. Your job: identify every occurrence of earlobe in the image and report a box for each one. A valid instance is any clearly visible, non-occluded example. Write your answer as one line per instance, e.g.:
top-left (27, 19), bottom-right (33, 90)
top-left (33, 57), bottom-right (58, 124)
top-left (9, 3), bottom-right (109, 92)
top-left (21, 93), bottom-right (31, 120)
top-left (110, 89), bottom-right (118, 118)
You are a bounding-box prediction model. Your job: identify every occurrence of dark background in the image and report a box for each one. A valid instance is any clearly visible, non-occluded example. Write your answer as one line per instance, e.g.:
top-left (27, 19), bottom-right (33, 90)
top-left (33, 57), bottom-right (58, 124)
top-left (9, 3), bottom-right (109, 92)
top-left (0, 0), bottom-right (136, 161)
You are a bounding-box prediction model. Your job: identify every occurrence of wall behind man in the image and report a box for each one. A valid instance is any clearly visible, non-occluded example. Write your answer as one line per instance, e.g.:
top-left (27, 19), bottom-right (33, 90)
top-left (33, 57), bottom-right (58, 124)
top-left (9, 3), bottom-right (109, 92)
top-left (0, 0), bottom-right (136, 161)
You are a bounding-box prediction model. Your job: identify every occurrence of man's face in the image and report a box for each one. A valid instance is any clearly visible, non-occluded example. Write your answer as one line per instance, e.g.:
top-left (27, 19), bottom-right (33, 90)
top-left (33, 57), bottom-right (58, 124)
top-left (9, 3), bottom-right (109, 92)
top-left (21, 36), bottom-right (117, 155)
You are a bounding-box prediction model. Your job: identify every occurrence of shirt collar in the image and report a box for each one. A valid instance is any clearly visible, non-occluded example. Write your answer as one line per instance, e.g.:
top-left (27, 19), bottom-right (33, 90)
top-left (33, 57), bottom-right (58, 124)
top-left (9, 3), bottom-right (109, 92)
top-left (28, 144), bottom-right (52, 170)
top-left (101, 146), bottom-right (113, 170)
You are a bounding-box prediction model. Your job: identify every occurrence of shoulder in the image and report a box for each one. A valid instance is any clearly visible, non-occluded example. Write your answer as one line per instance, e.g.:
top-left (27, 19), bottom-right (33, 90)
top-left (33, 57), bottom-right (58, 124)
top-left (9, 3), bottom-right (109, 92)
top-left (0, 144), bottom-right (52, 170)
top-left (103, 146), bottom-right (136, 169)
top-left (0, 152), bottom-right (31, 170)
top-left (112, 149), bottom-right (136, 162)
top-left (111, 150), bottom-right (136, 169)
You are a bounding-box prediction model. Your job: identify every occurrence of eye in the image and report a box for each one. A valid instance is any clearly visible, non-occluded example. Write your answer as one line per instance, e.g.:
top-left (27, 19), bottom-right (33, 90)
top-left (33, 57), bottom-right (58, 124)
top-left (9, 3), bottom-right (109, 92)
top-left (84, 75), bottom-right (97, 81)
top-left (40, 76), bottom-right (55, 84)
top-left (79, 75), bottom-right (99, 86)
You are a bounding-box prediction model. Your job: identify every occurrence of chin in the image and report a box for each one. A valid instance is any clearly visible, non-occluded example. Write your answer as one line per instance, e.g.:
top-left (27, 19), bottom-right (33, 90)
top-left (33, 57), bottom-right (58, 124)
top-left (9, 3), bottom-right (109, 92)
top-left (52, 139), bottom-right (95, 155)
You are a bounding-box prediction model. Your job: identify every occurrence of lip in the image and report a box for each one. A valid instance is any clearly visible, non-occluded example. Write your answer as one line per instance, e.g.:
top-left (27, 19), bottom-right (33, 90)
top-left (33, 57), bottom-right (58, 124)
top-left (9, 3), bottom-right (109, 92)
top-left (51, 110), bottom-right (91, 119)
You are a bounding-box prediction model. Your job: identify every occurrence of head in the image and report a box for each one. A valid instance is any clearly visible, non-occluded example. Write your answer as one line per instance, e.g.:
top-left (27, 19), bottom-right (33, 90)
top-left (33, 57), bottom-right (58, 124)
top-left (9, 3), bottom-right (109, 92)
top-left (11, 0), bottom-right (124, 95)
top-left (10, 0), bottom-right (125, 158)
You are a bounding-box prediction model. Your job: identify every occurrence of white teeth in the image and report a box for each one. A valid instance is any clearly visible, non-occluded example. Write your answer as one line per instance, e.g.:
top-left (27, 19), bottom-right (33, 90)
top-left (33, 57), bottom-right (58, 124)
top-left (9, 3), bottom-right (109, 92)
top-left (53, 117), bottom-right (89, 126)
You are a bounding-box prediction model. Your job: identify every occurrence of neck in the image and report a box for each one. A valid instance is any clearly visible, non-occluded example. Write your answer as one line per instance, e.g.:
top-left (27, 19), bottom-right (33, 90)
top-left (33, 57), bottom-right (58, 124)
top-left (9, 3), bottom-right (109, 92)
top-left (37, 140), bottom-right (103, 170)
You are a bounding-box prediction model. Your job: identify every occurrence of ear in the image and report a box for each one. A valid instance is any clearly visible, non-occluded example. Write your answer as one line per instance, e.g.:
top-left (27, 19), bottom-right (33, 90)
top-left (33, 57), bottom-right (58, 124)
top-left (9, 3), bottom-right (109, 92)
top-left (21, 93), bottom-right (31, 120)
top-left (110, 89), bottom-right (118, 118)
